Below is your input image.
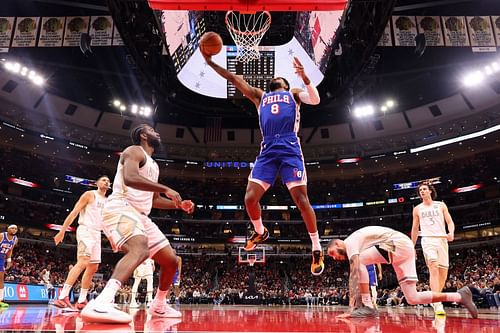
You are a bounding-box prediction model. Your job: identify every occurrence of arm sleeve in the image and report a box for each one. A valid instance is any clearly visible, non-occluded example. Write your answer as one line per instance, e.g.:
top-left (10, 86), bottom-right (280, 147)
top-left (298, 84), bottom-right (320, 105)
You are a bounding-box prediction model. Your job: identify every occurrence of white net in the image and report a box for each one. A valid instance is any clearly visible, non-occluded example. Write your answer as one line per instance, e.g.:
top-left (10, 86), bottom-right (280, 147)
top-left (225, 11), bottom-right (271, 63)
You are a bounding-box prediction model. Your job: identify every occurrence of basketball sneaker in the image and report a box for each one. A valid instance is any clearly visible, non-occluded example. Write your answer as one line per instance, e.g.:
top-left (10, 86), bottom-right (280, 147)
top-left (311, 250), bottom-right (325, 275)
top-left (148, 301), bottom-right (182, 318)
top-left (244, 227), bottom-right (269, 251)
top-left (0, 301), bottom-right (9, 308)
top-left (53, 297), bottom-right (78, 312)
top-left (457, 286), bottom-right (478, 319)
top-left (433, 302), bottom-right (446, 316)
top-left (80, 299), bottom-right (133, 324)
top-left (351, 306), bottom-right (378, 318)
top-left (75, 299), bottom-right (88, 311)
top-left (129, 301), bottom-right (140, 308)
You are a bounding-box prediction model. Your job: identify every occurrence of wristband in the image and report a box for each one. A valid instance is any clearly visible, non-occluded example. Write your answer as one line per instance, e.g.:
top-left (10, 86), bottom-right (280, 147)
top-left (6, 258), bottom-right (12, 263)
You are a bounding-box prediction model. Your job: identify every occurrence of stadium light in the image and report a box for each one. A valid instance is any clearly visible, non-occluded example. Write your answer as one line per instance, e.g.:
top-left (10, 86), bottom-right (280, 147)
top-left (462, 71), bottom-right (484, 87)
top-left (119, 105), bottom-right (126, 111)
top-left (386, 100), bottom-right (395, 108)
top-left (4, 61), bottom-right (46, 86)
top-left (113, 100), bottom-right (121, 107)
top-left (131, 104), bottom-right (138, 114)
top-left (353, 105), bottom-right (374, 118)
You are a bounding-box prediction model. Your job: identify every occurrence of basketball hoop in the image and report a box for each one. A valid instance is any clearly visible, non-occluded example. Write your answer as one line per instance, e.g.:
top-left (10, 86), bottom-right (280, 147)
top-left (225, 11), bottom-right (271, 63)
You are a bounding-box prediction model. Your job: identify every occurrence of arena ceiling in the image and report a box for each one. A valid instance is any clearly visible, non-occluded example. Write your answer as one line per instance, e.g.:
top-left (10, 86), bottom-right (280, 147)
top-left (1, 0), bottom-right (500, 130)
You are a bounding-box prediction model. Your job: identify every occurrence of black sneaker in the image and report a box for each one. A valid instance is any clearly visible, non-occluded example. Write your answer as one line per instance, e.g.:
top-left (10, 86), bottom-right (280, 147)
top-left (311, 250), bottom-right (325, 275)
top-left (457, 286), bottom-right (478, 319)
top-left (244, 227), bottom-right (269, 251)
top-left (351, 306), bottom-right (378, 318)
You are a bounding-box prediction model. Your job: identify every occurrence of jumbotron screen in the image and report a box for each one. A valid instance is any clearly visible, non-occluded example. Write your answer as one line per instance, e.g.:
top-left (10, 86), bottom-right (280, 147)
top-left (160, 10), bottom-right (343, 98)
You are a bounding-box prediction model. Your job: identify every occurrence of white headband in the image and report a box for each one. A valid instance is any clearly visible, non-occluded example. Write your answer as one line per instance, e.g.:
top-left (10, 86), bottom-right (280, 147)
top-left (8, 224), bottom-right (17, 229)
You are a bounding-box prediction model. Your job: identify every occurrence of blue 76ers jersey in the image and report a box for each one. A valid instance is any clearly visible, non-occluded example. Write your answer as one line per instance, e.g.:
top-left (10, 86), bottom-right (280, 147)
top-left (0, 232), bottom-right (16, 257)
top-left (259, 90), bottom-right (299, 138)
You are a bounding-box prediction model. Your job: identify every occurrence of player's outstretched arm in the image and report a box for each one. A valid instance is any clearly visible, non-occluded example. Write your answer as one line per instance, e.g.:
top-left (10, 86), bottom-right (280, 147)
top-left (202, 53), bottom-right (263, 107)
top-left (152, 192), bottom-right (195, 214)
top-left (292, 57), bottom-right (320, 105)
top-left (54, 191), bottom-right (93, 245)
top-left (122, 146), bottom-right (182, 206)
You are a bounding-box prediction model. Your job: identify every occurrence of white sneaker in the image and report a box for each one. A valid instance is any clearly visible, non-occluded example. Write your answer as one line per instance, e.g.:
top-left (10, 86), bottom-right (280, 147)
top-left (129, 302), bottom-right (140, 308)
top-left (81, 299), bottom-right (133, 324)
top-left (148, 302), bottom-right (181, 318)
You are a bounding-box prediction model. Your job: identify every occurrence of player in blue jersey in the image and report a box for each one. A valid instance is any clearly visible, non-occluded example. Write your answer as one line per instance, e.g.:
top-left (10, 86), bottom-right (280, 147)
top-left (203, 53), bottom-right (323, 275)
top-left (0, 225), bottom-right (18, 307)
top-left (172, 254), bottom-right (182, 305)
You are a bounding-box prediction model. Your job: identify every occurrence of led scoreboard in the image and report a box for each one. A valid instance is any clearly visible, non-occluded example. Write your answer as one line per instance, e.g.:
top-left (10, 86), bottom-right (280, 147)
top-left (226, 46), bottom-right (275, 98)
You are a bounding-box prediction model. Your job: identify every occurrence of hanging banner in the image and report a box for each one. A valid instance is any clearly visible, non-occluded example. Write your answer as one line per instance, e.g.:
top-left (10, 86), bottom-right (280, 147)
top-left (392, 16), bottom-right (417, 46)
top-left (466, 16), bottom-right (496, 52)
top-left (12, 17), bottom-right (39, 48)
top-left (493, 16), bottom-right (500, 47)
top-left (89, 16), bottom-right (113, 46)
top-left (377, 21), bottom-right (392, 46)
top-left (442, 16), bottom-right (470, 47)
top-left (0, 17), bottom-right (15, 52)
top-left (416, 16), bottom-right (444, 46)
top-left (38, 17), bottom-right (65, 47)
top-left (112, 25), bottom-right (124, 46)
top-left (63, 16), bottom-right (89, 47)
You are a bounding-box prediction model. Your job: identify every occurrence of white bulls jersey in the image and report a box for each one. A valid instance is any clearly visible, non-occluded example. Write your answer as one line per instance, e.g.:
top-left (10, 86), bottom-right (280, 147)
top-left (416, 201), bottom-right (447, 237)
top-left (344, 226), bottom-right (412, 260)
top-left (78, 190), bottom-right (106, 231)
top-left (108, 146), bottom-right (159, 215)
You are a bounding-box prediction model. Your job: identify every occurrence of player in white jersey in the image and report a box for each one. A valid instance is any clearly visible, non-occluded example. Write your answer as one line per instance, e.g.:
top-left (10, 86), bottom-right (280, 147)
top-left (53, 175), bottom-right (110, 311)
top-left (411, 181), bottom-right (455, 316)
top-left (130, 258), bottom-right (155, 308)
top-left (81, 124), bottom-right (194, 324)
top-left (327, 226), bottom-right (477, 319)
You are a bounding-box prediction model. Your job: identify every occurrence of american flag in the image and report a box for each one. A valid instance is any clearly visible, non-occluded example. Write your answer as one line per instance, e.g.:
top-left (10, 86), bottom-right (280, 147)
top-left (204, 117), bottom-right (222, 143)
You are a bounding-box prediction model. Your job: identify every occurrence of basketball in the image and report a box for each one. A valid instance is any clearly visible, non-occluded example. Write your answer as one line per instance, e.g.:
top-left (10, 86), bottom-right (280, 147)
top-left (200, 32), bottom-right (223, 56)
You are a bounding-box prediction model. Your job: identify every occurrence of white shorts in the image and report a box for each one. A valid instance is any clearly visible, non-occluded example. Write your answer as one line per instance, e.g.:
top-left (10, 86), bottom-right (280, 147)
top-left (391, 238), bottom-right (419, 284)
top-left (102, 199), bottom-right (170, 258)
top-left (421, 237), bottom-right (449, 268)
top-left (76, 225), bottom-right (101, 263)
top-left (134, 265), bottom-right (154, 279)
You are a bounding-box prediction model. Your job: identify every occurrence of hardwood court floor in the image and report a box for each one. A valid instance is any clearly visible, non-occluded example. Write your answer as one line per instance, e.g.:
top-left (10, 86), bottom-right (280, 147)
top-left (0, 304), bottom-right (498, 332)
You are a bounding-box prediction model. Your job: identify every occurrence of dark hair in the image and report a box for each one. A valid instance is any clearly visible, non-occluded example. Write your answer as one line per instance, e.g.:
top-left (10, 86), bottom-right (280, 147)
top-left (130, 124), bottom-right (148, 145)
top-left (417, 181), bottom-right (437, 200)
top-left (97, 175), bottom-right (110, 181)
top-left (268, 77), bottom-right (290, 92)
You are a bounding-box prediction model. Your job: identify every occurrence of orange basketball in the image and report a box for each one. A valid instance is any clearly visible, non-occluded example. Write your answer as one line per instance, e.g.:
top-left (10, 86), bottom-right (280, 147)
top-left (200, 32), bottom-right (223, 56)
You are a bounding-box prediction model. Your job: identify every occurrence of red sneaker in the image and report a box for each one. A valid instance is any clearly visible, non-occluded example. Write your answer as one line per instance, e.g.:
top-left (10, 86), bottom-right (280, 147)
top-left (53, 297), bottom-right (78, 312)
top-left (76, 299), bottom-right (88, 310)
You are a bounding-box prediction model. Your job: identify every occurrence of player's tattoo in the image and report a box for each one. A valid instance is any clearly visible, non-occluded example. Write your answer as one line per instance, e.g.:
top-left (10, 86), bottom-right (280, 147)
top-left (348, 256), bottom-right (361, 308)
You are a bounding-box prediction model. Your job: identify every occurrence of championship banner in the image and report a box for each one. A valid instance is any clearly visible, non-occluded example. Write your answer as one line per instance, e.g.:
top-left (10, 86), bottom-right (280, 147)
top-left (90, 16), bottom-right (113, 46)
top-left (377, 21), bottom-right (392, 46)
top-left (38, 17), bottom-right (65, 47)
top-left (63, 16), bottom-right (89, 47)
top-left (392, 16), bottom-right (417, 46)
top-left (112, 25), bottom-right (124, 46)
top-left (490, 16), bottom-right (500, 48)
top-left (466, 16), bottom-right (496, 52)
top-left (0, 17), bottom-right (15, 52)
top-left (416, 16), bottom-right (444, 46)
top-left (442, 16), bottom-right (470, 47)
top-left (12, 17), bottom-right (40, 48)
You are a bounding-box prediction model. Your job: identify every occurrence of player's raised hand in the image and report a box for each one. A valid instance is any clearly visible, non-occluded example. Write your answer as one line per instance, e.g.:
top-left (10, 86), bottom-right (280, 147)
top-left (293, 57), bottom-right (305, 75)
top-left (54, 230), bottom-right (65, 245)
